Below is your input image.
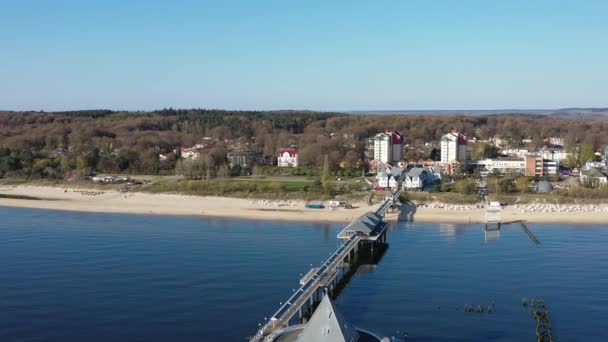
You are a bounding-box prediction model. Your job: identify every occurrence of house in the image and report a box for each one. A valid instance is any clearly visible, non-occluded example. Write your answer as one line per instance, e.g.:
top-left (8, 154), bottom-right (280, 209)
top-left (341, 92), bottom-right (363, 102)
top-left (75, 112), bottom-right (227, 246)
top-left (375, 165), bottom-right (404, 190)
top-left (580, 167), bottom-right (608, 187)
top-left (64, 170), bottom-right (77, 181)
top-left (180, 147), bottom-right (201, 160)
top-left (159, 152), bottom-right (174, 161)
top-left (402, 167), bottom-right (433, 190)
top-left (277, 148), bottom-right (298, 167)
top-left (179, 141), bottom-right (215, 160)
top-left (226, 150), bottom-right (257, 168)
top-left (376, 172), bottom-right (398, 190)
top-left (51, 148), bottom-right (67, 158)
top-left (368, 159), bottom-right (387, 174)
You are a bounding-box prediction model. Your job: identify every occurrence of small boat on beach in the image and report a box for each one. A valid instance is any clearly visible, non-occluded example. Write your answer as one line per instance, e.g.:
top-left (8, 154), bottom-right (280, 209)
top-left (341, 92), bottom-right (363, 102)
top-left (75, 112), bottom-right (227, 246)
top-left (305, 202), bottom-right (325, 209)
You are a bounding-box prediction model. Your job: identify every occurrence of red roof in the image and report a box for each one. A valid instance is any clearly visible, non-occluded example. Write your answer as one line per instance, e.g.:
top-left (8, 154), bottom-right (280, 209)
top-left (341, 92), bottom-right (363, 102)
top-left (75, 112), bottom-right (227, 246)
top-left (458, 135), bottom-right (467, 145)
top-left (385, 131), bottom-right (404, 144)
top-left (278, 148), bottom-right (298, 156)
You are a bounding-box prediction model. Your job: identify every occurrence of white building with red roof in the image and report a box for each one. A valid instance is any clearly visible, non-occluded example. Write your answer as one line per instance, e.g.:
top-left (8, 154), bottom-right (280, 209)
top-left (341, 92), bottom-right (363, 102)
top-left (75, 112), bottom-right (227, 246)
top-left (277, 148), bottom-right (299, 167)
top-left (441, 130), bottom-right (468, 163)
top-left (373, 131), bottom-right (404, 163)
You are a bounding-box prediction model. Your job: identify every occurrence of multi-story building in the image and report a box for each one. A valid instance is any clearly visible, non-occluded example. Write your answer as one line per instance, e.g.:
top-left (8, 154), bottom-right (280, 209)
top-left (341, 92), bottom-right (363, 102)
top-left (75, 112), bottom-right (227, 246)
top-left (539, 149), bottom-right (570, 161)
top-left (373, 131), bottom-right (404, 163)
top-left (525, 156), bottom-right (559, 177)
top-left (364, 137), bottom-right (375, 161)
top-left (547, 137), bottom-right (565, 147)
top-left (500, 148), bottom-right (533, 159)
top-left (475, 158), bottom-right (526, 176)
top-left (440, 130), bottom-right (468, 174)
top-left (500, 148), bottom-right (570, 162)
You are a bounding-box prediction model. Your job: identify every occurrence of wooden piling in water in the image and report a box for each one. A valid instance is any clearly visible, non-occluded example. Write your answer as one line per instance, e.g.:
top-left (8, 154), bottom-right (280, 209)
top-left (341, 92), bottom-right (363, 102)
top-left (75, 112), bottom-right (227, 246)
top-left (520, 222), bottom-right (541, 245)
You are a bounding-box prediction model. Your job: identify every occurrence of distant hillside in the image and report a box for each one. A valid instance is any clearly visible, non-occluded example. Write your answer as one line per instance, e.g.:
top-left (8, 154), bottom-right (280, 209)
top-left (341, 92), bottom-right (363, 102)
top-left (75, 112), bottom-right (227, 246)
top-left (550, 108), bottom-right (608, 120)
top-left (1, 108), bottom-right (608, 180)
top-left (349, 108), bottom-right (608, 120)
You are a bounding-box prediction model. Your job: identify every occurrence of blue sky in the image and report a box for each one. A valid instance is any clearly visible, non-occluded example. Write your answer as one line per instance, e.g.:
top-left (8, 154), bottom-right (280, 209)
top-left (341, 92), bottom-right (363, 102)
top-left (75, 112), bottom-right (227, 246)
top-left (1, 0), bottom-right (607, 111)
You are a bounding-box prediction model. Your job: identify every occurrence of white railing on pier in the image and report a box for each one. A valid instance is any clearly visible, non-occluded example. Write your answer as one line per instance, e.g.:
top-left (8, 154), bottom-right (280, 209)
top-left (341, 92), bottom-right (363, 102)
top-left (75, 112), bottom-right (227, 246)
top-left (251, 233), bottom-right (361, 341)
top-left (375, 190), bottom-right (400, 217)
top-left (250, 191), bottom-right (399, 341)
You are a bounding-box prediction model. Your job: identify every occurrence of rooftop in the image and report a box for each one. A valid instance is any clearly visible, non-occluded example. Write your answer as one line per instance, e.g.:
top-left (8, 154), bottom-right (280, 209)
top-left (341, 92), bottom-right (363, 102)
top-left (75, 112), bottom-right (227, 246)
top-left (338, 212), bottom-right (383, 238)
top-left (272, 295), bottom-right (382, 342)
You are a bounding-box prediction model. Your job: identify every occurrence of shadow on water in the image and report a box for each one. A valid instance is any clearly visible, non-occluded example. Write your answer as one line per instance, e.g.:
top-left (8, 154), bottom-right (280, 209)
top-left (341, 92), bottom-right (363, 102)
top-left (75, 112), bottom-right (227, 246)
top-left (301, 243), bottom-right (389, 322)
top-left (398, 201), bottom-right (417, 222)
top-left (331, 242), bottom-right (388, 300)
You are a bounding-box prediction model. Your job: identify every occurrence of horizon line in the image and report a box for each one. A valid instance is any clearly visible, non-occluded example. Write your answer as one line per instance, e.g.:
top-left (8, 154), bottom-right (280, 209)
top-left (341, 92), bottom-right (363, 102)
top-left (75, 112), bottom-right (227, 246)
top-left (2, 106), bottom-right (608, 113)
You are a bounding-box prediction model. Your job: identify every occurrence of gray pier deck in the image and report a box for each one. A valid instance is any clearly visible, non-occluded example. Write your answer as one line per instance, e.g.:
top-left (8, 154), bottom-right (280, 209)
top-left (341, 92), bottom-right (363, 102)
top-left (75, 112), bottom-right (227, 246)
top-left (250, 191), bottom-right (400, 341)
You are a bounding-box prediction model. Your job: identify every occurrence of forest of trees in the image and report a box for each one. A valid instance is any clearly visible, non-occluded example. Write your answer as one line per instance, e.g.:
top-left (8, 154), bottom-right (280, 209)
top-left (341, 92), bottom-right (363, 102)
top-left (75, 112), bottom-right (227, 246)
top-left (1, 109), bottom-right (607, 180)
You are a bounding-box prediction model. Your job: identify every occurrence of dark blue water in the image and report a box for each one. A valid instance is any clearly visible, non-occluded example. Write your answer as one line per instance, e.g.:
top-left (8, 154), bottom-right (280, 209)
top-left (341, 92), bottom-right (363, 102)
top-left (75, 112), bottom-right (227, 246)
top-left (1, 207), bottom-right (606, 341)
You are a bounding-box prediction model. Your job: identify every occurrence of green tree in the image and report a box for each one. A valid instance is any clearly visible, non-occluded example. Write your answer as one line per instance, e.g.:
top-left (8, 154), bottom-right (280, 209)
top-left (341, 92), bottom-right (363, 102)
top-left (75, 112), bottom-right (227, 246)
top-left (453, 179), bottom-right (477, 195)
top-left (321, 154), bottom-right (332, 195)
top-left (76, 155), bottom-right (88, 170)
top-left (565, 144), bottom-right (597, 168)
top-left (472, 142), bottom-right (499, 160)
top-left (497, 177), bottom-right (515, 194)
top-left (515, 176), bottom-right (532, 193)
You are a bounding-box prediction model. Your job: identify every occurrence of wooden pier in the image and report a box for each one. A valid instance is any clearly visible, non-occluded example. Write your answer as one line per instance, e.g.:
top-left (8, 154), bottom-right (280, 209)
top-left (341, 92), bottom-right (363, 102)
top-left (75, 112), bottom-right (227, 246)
top-left (250, 191), bottom-right (399, 341)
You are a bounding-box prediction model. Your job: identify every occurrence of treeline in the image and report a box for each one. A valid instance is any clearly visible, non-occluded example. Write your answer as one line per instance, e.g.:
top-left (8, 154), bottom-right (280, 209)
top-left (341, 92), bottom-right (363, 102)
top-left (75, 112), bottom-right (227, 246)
top-left (1, 109), bottom-right (607, 179)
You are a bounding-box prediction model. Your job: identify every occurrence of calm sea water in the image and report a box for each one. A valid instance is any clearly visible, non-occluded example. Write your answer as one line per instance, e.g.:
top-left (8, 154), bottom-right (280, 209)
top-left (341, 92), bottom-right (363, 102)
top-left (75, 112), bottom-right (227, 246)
top-left (1, 206), bottom-right (607, 341)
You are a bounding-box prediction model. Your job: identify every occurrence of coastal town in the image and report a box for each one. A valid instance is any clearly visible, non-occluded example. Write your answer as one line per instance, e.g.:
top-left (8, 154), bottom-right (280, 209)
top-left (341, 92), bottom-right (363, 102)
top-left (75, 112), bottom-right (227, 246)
top-left (3, 1), bottom-right (608, 340)
top-left (151, 127), bottom-right (608, 197)
top-left (2, 110), bottom-right (608, 224)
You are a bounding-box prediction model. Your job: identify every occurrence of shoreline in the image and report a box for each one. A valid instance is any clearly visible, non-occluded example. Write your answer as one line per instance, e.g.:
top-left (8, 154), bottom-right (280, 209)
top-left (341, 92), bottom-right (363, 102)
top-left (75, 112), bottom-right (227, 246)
top-left (2, 185), bottom-right (608, 225)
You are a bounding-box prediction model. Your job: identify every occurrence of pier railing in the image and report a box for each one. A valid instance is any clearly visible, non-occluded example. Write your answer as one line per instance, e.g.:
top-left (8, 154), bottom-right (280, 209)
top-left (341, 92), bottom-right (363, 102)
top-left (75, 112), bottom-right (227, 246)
top-left (250, 190), bottom-right (399, 341)
top-left (251, 233), bottom-right (362, 341)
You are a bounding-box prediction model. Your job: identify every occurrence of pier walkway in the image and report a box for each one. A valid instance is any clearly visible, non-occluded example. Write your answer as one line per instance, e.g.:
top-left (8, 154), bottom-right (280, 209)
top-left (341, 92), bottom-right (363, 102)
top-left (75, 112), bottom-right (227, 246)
top-left (250, 191), bottom-right (400, 341)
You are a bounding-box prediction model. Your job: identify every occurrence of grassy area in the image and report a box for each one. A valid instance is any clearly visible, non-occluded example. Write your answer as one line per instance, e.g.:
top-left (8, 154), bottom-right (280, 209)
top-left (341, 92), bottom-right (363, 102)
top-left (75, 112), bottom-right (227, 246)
top-left (139, 178), bottom-right (326, 200)
top-left (0, 176), bottom-right (371, 201)
top-left (487, 193), bottom-right (608, 205)
top-left (4, 176), bottom-right (607, 205)
top-left (137, 176), bottom-right (376, 201)
top-left (0, 178), bottom-right (124, 191)
top-left (400, 190), bottom-right (608, 205)
top-left (403, 191), bottom-right (481, 204)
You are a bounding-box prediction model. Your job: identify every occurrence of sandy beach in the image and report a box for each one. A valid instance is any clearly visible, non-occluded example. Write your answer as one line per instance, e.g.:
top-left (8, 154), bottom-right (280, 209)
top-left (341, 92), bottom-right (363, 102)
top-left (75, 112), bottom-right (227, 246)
top-left (1, 185), bottom-right (608, 225)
